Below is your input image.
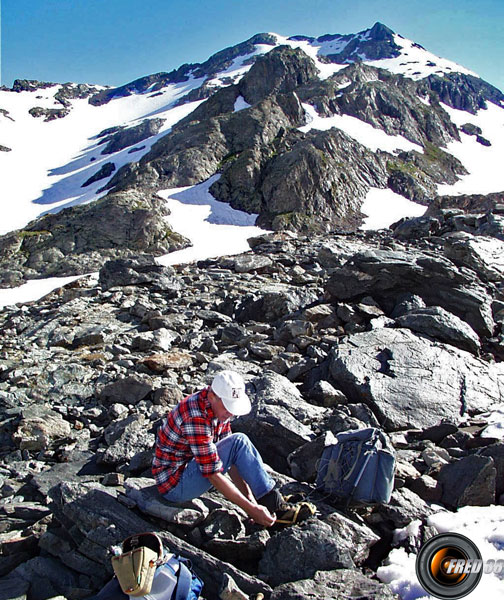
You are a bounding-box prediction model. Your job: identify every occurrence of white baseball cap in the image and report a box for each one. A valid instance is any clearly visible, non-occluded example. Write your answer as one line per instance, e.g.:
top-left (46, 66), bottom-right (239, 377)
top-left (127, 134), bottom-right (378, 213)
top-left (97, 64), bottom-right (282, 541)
top-left (211, 370), bottom-right (251, 416)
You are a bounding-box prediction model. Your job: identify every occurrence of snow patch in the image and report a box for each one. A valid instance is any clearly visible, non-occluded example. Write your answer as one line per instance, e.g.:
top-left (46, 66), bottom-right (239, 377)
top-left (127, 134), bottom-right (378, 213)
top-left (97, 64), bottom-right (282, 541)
top-left (299, 103), bottom-right (423, 153)
top-left (361, 188), bottom-right (426, 230)
top-left (234, 95), bottom-right (251, 112)
top-left (156, 176), bottom-right (268, 266)
top-left (437, 103), bottom-right (504, 195)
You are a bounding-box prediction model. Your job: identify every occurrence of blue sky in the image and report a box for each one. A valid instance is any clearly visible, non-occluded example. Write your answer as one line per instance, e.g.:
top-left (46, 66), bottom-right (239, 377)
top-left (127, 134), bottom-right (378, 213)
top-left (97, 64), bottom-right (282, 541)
top-left (2, 0), bottom-right (504, 92)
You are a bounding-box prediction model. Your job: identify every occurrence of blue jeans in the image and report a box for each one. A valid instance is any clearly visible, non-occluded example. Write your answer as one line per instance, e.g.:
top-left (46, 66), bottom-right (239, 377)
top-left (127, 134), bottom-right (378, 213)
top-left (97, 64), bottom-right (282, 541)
top-left (162, 433), bottom-right (276, 503)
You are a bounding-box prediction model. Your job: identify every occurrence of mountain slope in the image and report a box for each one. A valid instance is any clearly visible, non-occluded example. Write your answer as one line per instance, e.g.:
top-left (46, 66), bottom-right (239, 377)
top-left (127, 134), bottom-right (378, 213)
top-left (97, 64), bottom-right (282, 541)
top-left (1, 22), bottom-right (503, 287)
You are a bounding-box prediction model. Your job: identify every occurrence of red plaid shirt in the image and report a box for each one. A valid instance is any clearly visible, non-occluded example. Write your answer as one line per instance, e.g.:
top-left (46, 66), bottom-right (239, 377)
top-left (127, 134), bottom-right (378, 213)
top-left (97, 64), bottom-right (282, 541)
top-left (152, 387), bottom-right (232, 495)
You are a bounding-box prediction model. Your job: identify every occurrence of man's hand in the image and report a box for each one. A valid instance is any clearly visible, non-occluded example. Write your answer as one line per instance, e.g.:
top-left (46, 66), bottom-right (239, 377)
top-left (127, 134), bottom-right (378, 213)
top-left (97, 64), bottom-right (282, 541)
top-left (247, 504), bottom-right (276, 527)
top-left (207, 472), bottom-right (276, 527)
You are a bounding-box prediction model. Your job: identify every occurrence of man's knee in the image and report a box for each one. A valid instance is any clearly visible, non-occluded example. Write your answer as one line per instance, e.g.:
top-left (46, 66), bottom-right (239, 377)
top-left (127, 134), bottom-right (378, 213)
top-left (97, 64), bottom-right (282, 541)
top-left (229, 432), bottom-right (251, 447)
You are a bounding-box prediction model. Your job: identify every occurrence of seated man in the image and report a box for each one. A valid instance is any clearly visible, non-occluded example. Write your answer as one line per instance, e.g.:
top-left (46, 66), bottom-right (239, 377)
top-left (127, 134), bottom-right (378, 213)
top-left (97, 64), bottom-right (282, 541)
top-left (152, 370), bottom-right (294, 526)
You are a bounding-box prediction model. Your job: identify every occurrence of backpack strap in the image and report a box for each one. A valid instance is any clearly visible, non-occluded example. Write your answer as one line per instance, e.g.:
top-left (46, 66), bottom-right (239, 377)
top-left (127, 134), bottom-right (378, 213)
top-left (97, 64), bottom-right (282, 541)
top-left (174, 560), bottom-right (192, 600)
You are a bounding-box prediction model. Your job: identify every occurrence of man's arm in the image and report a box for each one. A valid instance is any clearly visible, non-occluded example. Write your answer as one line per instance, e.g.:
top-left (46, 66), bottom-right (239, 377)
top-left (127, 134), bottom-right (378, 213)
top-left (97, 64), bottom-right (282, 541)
top-left (228, 465), bottom-right (254, 503)
top-left (207, 472), bottom-right (275, 527)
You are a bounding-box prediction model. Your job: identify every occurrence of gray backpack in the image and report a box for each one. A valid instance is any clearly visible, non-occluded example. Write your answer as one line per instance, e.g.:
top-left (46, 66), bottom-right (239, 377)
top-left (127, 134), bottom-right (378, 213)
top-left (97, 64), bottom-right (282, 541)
top-left (315, 427), bottom-right (395, 506)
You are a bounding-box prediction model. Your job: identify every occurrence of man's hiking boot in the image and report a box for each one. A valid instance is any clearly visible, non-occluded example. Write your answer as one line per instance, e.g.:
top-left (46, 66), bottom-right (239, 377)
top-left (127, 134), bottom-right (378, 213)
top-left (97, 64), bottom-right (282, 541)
top-left (258, 487), bottom-right (316, 527)
top-left (274, 500), bottom-right (316, 526)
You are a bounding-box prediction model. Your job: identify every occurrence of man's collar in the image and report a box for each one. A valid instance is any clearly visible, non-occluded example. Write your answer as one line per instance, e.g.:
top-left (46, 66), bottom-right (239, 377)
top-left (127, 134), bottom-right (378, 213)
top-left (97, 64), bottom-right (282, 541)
top-left (200, 387), bottom-right (215, 420)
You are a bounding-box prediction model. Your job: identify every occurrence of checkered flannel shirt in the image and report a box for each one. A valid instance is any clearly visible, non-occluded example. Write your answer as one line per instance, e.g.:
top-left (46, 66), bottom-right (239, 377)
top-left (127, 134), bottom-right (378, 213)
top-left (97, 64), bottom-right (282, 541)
top-left (152, 387), bottom-right (232, 495)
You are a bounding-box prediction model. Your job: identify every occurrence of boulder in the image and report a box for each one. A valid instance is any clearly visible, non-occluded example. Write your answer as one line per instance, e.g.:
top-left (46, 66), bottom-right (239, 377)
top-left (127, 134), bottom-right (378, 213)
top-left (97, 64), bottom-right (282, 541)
top-left (329, 328), bottom-right (504, 431)
top-left (123, 478), bottom-right (208, 526)
top-left (287, 431), bottom-right (337, 482)
top-left (13, 408), bottom-right (72, 452)
top-left (98, 256), bottom-right (182, 293)
top-left (233, 372), bottom-right (324, 472)
top-left (443, 234), bottom-right (504, 282)
top-left (258, 519), bottom-right (354, 586)
top-left (395, 306), bottom-right (481, 353)
top-left (436, 454), bottom-right (496, 508)
top-left (270, 569), bottom-right (399, 600)
top-left (99, 376), bottom-right (153, 406)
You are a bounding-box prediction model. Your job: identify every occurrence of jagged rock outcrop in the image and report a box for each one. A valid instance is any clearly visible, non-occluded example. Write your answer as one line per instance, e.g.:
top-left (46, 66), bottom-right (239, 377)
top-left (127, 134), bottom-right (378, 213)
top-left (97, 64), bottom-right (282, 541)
top-left (99, 118), bottom-right (165, 155)
top-left (212, 126), bottom-right (389, 232)
top-left (105, 90), bottom-right (305, 193)
top-left (0, 191), bottom-right (189, 287)
top-left (28, 107), bottom-right (70, 121)
top-left (419, 72), bottom-right (504, 114)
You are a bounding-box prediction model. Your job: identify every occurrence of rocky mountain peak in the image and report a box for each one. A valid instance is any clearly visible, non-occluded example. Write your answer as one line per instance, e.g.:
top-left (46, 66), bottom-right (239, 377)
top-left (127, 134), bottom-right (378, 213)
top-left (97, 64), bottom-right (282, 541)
top-left (238, 45), bottom-right (319, 105)
top-left (367, 22), bottom-right (396, 41)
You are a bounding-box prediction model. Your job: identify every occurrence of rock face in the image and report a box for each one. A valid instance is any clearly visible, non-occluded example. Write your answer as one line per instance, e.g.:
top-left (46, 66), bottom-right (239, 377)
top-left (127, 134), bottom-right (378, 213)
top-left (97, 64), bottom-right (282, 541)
top-left (0, 191), bottom-right (189, 287)
top-left (99, 118), bottom-right (165, 155)
top-left (329, 328), bottom-right (503, 431)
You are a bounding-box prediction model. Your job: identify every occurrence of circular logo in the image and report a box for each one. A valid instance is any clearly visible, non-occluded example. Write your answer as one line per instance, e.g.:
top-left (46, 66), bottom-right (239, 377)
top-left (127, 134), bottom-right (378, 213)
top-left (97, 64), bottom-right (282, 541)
top-left (416, 533), bottom-right (483, 599)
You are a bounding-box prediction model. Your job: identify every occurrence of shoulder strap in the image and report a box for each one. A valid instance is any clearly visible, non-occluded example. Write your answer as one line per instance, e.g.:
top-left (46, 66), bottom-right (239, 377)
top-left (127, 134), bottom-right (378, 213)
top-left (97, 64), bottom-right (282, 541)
top-left (174, 561), bottom-right (192, 600)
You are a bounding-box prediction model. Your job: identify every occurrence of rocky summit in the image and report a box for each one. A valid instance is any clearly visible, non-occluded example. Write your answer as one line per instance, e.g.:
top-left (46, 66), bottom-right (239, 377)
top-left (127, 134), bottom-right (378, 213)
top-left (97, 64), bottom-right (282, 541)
top-left (1, 204), bottom-right (504, 599)
top-left (1, 19), bottom-right (504, 600)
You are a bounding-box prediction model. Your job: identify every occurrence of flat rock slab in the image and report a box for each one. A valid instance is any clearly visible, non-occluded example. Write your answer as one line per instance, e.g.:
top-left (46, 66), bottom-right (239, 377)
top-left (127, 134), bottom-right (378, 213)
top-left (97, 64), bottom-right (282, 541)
top-left (329, 328), bottom-right (504, 431)
top-left (124, 477), bottom-right (208, 526)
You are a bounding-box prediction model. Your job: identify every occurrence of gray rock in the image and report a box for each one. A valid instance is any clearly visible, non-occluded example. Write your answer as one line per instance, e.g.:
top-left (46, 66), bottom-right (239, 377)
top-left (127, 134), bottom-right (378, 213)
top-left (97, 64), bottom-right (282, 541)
top-left (258, 519), bottom-right (354, 586)
top-left (232, 254), bottom-right (273, 273)
top-left (479, 443), bottom-right (504, 498)
top-left (202, 508), bottom-right (245, 541)
top-left (100, 118), bottom-right (165, 155)
top-left (325, 248), bottom-right (494, 336)
top-left (98, 418), bottom-right (155, 467)
top-left (395, 306), bottom-right (481, 353)
top-left (98, 256), bottom-right (182, 293)
top-left (99, 376), bottom-right (153, 406)
top-left (308, 380), bottom-right (348, 407)
top-left (270, 569), bottom-right (399, 600)
top-left (287, 431), bottom-right (337, 482)
top-left (329, 328), bottom-right (504, 431)
top-left (124, 477), bottom-right (208, 526)
top-left (437, 454), bottom-right (496, 508)
top-left (374, 488), bottom-right (436, 528)
top-left (12, 410), bottom-right (72, 452)
top-left (0, 577), bottom-right (29, 600)
top-left (444, 234), bottom-right (504, 282)
top-left (8, 556), bottom-right (80, 600)
top-left (234, 372), bottom-right (324, 472)
top-left (205, 530), bottom-right (270, 564)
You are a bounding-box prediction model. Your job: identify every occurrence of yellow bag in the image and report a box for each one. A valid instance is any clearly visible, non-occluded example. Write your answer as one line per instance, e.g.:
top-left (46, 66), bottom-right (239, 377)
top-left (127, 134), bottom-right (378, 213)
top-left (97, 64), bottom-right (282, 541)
top-left (111, 533), bottom-right (163, 597)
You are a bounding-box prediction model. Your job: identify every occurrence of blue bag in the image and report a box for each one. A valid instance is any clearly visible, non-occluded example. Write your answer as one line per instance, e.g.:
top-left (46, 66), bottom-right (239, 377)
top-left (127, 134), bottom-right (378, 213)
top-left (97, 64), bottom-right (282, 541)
top-left (316, 427), bottom-right (395, 505)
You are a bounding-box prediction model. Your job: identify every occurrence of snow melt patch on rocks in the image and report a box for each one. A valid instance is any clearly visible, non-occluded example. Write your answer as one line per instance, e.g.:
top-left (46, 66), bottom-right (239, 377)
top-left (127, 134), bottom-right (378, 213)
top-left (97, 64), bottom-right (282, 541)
top-left (361, 188), bottom-right (426, 230)
top-left (299, 103), bottom-right (423, 153)
top-left (437, 102), bottom-right (504, 196)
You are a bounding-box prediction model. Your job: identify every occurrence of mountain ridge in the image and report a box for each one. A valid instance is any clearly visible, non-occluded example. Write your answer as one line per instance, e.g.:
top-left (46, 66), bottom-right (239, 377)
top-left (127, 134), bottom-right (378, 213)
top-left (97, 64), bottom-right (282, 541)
top-left (1, 22), bottom-right (503, 287)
